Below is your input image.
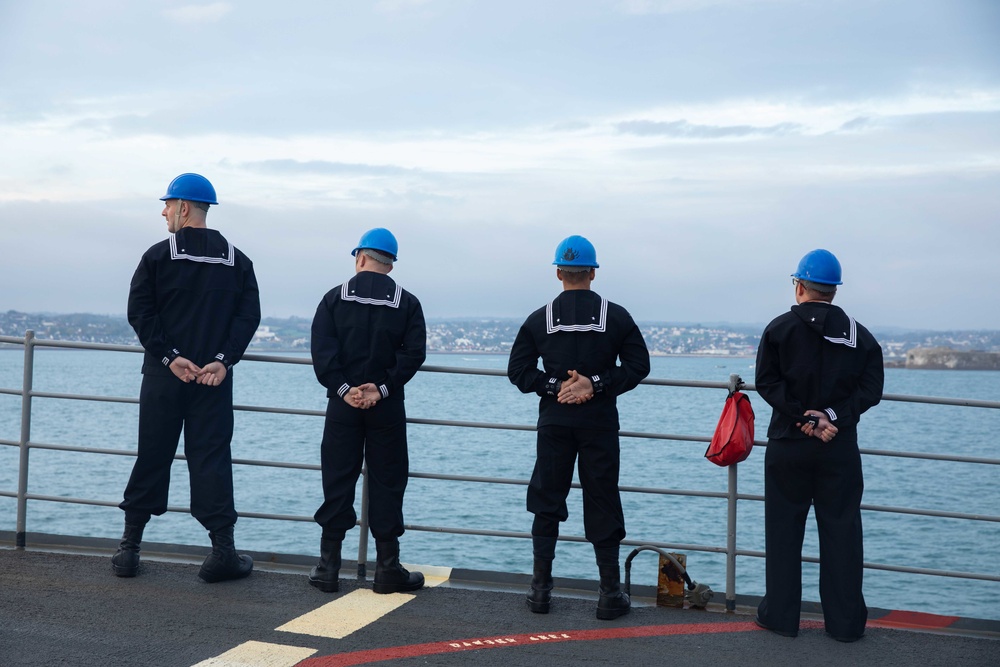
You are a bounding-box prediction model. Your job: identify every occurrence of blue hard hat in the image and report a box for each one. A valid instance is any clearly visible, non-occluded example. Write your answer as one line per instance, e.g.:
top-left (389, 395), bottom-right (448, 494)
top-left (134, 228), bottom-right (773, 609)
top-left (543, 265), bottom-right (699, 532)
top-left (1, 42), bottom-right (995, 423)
top-left (159, 173), bottom-right (218, 205)
top-left (352, 227), bottom-right (398, 261)
top-left (553, 235), bottom-right (599, 268)
top-left (792, 249), bottom-right (842, 285)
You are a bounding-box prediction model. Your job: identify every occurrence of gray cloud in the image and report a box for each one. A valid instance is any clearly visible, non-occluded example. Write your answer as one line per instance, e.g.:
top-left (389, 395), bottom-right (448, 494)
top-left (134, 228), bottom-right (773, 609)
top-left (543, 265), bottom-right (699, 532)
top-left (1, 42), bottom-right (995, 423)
top-left (243, 159), bottom-right (418, 177)
top-left (2, 1), bottom-right (1000, 331)
top-left (839, 116), bottom-right (872, 132)
top-left (616, 119), bottom-right (802, 138)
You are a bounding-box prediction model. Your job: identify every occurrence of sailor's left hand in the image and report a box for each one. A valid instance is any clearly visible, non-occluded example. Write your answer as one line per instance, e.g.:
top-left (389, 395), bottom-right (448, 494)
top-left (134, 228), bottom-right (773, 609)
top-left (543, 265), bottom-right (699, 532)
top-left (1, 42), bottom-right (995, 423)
top-left (196, 361), bottom-right (228, 386)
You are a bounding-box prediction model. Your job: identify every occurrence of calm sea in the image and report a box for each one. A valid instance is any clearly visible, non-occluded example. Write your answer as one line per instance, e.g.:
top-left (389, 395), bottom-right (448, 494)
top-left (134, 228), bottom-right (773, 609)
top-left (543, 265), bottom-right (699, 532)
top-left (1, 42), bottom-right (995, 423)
top-left (1, 349), bottom-right (998, 621)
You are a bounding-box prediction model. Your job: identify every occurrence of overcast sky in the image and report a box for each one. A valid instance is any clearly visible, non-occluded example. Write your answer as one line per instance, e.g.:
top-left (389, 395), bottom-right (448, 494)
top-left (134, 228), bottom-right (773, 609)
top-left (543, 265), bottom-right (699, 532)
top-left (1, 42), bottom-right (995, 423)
top-left (1, 0), bottom-right (998, 331)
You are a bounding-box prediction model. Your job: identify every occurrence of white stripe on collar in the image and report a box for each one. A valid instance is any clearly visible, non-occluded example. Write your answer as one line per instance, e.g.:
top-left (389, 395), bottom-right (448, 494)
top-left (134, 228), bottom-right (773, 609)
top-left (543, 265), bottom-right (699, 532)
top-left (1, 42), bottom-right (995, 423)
top-left (824, 316), bottom-right (857, 348)
top-left (169, 234), bottom-right (234, 266)
top-left (546, 297), bottom-right (608, 334)
top-left (340, 281), bottom-right (402, 308)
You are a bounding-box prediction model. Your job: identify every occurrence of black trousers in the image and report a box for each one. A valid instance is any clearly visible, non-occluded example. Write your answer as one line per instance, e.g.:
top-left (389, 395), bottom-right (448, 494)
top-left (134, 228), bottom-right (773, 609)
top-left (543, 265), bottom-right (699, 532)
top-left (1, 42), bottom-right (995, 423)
top-left (120, 374), bottom-right (238, 532)
top-left (527, 425), bottom-right (625, 549)
top-left (758, 436), bottom-right (867, 639)
top-left (314, 396), bottom-right (408, 542)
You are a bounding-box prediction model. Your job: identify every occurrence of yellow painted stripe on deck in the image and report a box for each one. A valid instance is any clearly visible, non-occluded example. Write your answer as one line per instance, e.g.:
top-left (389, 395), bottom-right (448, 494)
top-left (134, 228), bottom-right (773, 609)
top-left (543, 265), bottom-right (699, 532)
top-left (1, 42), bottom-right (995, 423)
top-left (190, 640), bottom-right (316, 666)
top-left (414, 564), bottom-right (451, 588)
top-left (277, 589), bottom-right (414, 639)
top-left (277, 565), bottom-right (452, 640)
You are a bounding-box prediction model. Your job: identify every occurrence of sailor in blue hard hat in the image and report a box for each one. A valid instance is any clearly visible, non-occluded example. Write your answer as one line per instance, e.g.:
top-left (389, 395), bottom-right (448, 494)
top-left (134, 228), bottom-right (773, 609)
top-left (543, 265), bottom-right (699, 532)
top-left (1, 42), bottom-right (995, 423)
top-left (309, 227), bottom-right (427, 596)
top-left (351, 227), bottom-right (399, 262)
top-left (552, 234), bottom-right (600, 272)
top-left (114, 172), bottom-right (261, 585)
top-left (790, 248), bottom-right (842, 294)
top-left (508, 234), bottom-right (650, 621)
top-left (159, 173), bottom-right (219, 234)
top-left (754, 248), bottom-right (884, 641)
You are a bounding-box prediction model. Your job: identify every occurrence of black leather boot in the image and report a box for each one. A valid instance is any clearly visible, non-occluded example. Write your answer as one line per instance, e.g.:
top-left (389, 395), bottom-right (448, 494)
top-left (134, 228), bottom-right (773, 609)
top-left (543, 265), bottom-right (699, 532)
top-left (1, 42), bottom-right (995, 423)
top-left (111, 524), bottom-right (144, 577)
top-left (526, 536), bottom-right (556, 613)
top-left (198, 525), bottom-right (253, 583)
top-left (595, 546), bottom-right (630, 620)
top-left (308, 536), bottom-right (342, 592)
top-left (596, 563), bottom-right (631, 620)
top-left (373, 539), bottom-right (424, 594)
top-left (526, 557), bottom-right (554, 613)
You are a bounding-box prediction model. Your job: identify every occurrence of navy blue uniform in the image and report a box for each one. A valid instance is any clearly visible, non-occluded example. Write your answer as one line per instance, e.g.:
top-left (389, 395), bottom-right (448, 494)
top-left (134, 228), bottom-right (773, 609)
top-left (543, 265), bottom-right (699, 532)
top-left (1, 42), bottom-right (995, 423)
top-left (755, 301), bottom-right (883, 640)
top-left (311, 272), bottom-right (426, 541)
top-left (122, 227), bottom-right (260, 531)
top-left (508, 290), bottom-right (650, 548)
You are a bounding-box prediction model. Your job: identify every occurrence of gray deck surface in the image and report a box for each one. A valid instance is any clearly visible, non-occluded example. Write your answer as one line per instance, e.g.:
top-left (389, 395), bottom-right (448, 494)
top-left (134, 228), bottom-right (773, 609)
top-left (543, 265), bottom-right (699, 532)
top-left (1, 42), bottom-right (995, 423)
top-left (1, 546), bottom-right (997, 667)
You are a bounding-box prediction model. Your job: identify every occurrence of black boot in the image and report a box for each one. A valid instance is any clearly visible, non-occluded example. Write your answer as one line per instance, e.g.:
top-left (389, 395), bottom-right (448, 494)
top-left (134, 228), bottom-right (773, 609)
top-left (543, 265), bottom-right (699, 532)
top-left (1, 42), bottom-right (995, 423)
top-left (526, 558), bottom-right (554, 613)
top-left (198, 525), bottom-right (253, 583)
top-left (373, 539), bottom-right (424, 594)
top-left (595, 545), bottom-right (630, 620)
top-left (526, 536), bottom-right (556, 613)
top-left (111, 524), bottom-right (144, 577)
top-left (596, 564), bottom-right (631, 620)
top-left (308, 536), bottom-right (342, 593)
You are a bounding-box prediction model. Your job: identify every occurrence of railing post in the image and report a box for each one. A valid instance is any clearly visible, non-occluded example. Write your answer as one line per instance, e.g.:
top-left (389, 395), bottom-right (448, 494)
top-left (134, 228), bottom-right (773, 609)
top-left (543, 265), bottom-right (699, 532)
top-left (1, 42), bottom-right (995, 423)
top-left (16, 330), bottom-right (35, 549)
top-left (722, 372), bottom-right (742, 611)
top-left (357, 465), bottom-right (370, 580)
top-left (725, 462), bottom-right (738, 611)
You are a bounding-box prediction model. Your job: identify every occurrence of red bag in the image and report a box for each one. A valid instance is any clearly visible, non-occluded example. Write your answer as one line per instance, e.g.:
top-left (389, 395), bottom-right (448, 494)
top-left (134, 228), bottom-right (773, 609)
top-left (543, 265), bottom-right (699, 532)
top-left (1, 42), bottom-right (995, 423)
top-left (705, 390), bottom-right (755, 466)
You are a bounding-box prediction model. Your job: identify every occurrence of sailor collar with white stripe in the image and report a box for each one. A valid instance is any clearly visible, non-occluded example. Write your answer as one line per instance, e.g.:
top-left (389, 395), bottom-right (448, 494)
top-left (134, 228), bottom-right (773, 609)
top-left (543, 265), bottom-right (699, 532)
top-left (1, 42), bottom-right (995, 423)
top-left (340, 278), bottom-right (402, 308)
top-left (792, 302), bottom-right (858, 349)
top-left (545, 293), bottom-right (608, 334)
top-left (169, 230), bottom-right (234, 266)
top-left (824, 316), bottom-right (858, 348)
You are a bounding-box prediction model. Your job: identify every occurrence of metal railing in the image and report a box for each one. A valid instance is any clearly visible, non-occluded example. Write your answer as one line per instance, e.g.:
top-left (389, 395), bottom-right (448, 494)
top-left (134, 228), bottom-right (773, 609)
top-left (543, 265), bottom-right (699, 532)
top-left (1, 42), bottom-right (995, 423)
top-left (2, 330), bottom-right (999, 613)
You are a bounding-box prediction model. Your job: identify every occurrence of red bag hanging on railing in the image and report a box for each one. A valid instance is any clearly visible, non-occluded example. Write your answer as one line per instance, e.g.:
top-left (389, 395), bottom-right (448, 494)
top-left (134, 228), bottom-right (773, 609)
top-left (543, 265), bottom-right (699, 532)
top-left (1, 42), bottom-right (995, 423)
top-left (705, 390), bottom-right (755, 466)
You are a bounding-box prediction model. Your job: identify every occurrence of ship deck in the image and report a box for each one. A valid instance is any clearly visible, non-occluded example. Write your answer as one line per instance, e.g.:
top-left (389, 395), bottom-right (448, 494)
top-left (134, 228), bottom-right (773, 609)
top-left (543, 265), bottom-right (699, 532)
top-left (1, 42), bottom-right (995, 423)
top-left (2, 536), bottom-right (997, 667)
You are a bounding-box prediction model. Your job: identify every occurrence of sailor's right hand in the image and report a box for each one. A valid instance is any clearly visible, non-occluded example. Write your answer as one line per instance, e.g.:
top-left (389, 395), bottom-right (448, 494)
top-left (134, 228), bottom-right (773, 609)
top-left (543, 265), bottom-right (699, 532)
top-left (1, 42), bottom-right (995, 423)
top-left (169, 356), bottom-right (202, 383)
top-left (800, 410), bottom-right (838, 442)
top-left (558, 370), bottom-right (594, 405)
top-left (357, 383), bottom-right (381, 409)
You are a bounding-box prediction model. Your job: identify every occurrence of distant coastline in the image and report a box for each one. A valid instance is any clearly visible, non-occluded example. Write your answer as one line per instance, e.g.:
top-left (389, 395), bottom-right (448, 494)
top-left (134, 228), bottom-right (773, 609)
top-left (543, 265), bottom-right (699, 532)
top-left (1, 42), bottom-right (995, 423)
top-left (3, 310), bottom-right (999, 366)
top-left (10, 346), bottom-right (1000, 372)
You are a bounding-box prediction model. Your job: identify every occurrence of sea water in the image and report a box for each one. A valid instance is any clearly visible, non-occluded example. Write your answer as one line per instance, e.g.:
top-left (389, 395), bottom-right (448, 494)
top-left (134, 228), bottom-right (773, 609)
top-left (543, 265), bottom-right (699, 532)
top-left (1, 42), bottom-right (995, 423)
top-left (0, 349), bottom-right (997, 621)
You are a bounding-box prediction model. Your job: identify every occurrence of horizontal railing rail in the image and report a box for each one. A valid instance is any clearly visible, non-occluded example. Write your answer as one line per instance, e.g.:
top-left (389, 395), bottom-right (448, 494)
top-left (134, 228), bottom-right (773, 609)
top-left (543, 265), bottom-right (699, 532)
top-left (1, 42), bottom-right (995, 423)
top-left (2, 331), bottom-right (999, 614)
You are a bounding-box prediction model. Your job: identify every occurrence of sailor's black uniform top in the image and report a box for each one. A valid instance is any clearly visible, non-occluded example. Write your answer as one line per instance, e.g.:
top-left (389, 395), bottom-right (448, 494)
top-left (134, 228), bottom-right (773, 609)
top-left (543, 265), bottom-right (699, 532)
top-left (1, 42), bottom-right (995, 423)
top-left (128, 227), bottom-right (261, 376)
top-left (311, 271), bottom-right (426, 400)
top-left (508, 289), bottom-right (650, 430)
top-left (756, 301), bottom-right (884, 440)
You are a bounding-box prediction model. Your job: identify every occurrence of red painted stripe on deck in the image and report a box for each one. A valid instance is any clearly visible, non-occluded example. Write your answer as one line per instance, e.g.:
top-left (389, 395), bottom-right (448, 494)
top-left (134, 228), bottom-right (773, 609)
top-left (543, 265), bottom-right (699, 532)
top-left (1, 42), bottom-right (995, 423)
top-left (870, 610), bottom-right (960, 630)
top-left (297, 620), bottom-right (823, 667)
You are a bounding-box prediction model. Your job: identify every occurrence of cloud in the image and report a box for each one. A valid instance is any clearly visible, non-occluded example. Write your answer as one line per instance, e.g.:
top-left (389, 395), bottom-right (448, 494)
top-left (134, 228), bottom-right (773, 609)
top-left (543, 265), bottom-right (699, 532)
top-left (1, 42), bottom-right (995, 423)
top-left (615, 119), bottom-right (801, 138)
top-left (243, 159), bottom-right (418, 177)
top-left (1, 0), bottom-right (999, 331)
top-left (620, 0), bottom-right (792, 15)
top-left (375, 0), bottom-right (434, 13)
top-left (838, 116), bottom-right (872, 132)
top-left (163, 3), bottom-right (232, 24)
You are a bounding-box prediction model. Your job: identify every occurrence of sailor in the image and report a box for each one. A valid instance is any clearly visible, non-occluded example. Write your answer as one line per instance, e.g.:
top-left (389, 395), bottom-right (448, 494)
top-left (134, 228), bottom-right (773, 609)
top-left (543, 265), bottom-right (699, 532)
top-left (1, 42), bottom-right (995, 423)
top-left (507, 235), bottom-right (650, 620)
top-left (113, 173), bottom-right (261, 582)
top-left (754, 249), bottom-right (884, 642)
top-left (308, 228), bottom-right (427, 594)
